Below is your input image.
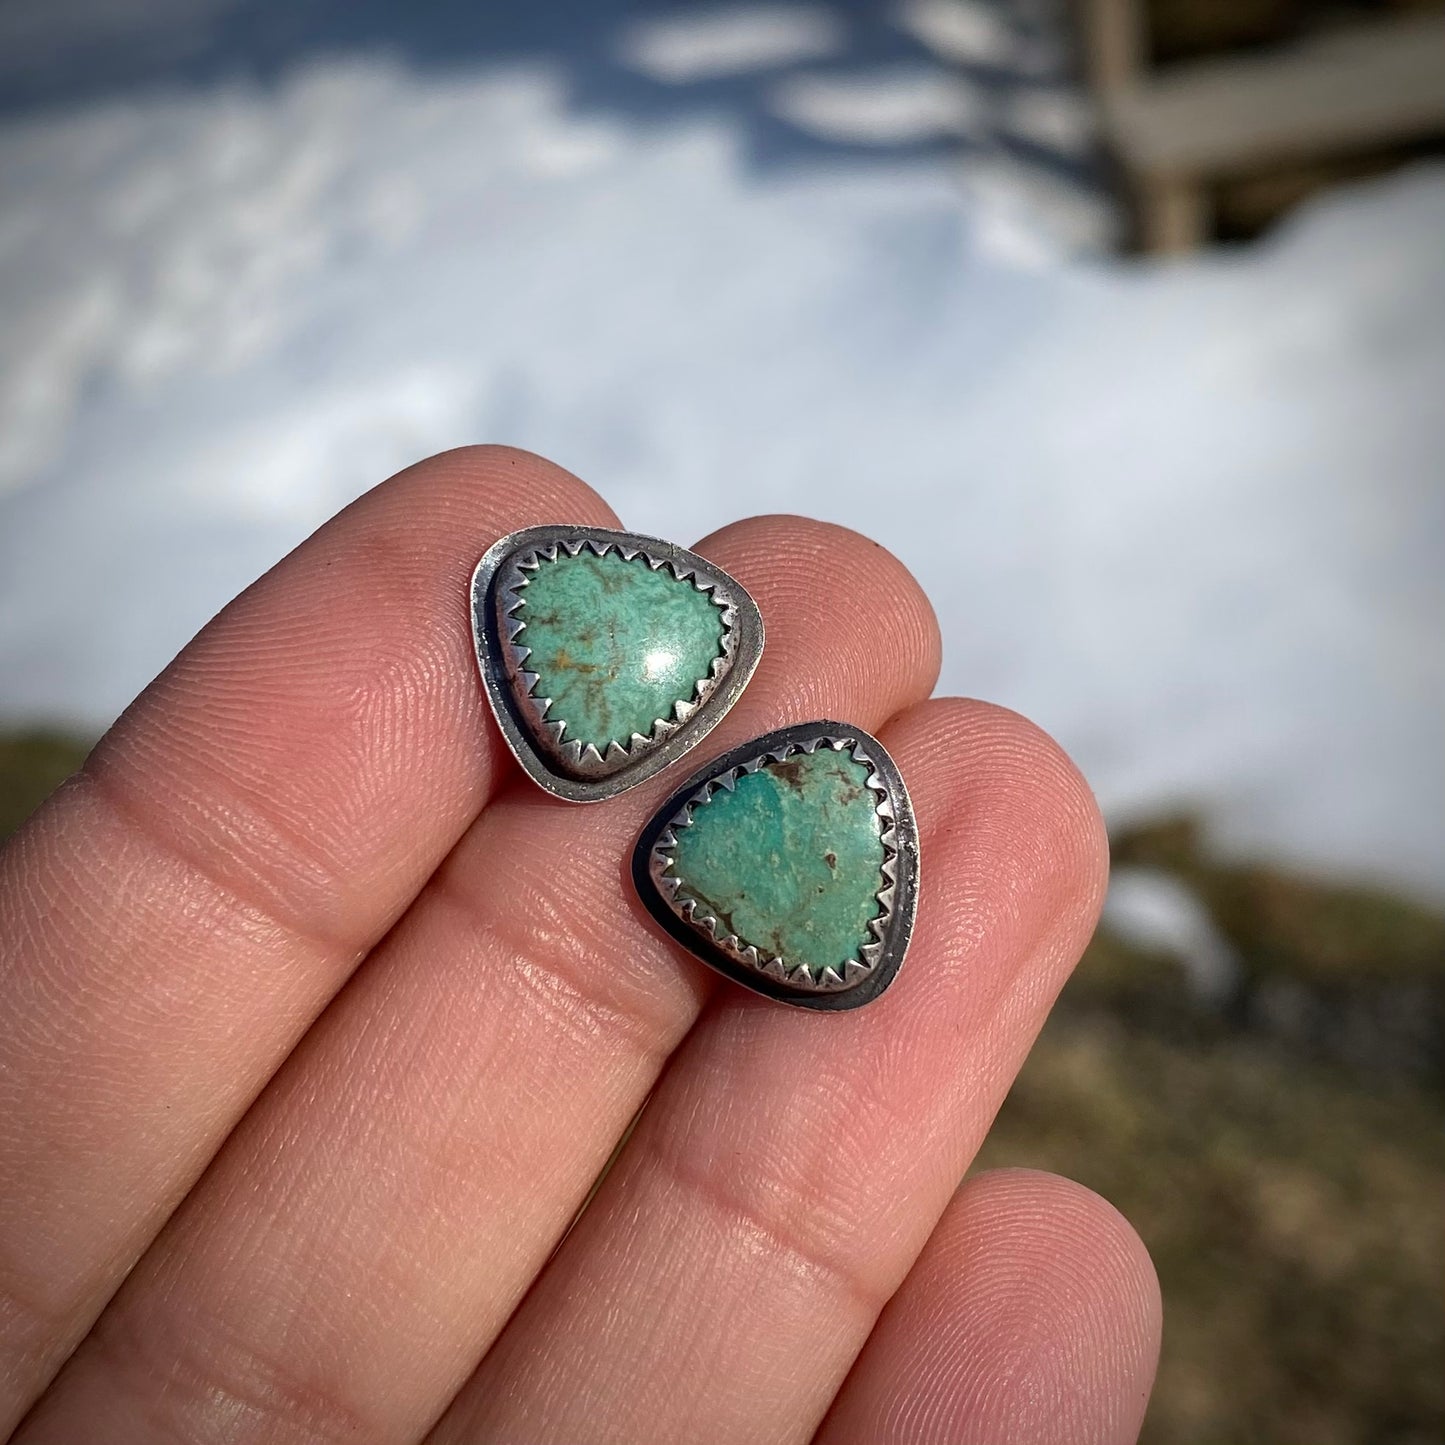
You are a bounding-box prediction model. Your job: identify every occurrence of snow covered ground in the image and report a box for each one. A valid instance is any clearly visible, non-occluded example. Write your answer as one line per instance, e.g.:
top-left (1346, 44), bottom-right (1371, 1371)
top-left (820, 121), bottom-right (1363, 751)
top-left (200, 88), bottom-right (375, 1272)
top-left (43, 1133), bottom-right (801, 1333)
top-left (1, 2), bottom-right (1442, 900)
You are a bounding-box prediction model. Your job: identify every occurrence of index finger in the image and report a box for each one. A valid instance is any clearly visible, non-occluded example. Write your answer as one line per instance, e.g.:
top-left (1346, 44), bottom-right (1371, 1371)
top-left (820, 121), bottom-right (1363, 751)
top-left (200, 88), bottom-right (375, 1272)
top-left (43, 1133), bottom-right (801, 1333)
top-left (0, 445), bottom-right (614, 1430)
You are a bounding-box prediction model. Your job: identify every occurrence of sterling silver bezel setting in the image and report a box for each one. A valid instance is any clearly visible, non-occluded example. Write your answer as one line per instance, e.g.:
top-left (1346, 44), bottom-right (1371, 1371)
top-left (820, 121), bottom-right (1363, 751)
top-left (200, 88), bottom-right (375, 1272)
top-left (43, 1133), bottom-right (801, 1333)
top-left (632, 720), bottom-right (919, 1010)
top-left (471, 524), bottom-right (765, 803)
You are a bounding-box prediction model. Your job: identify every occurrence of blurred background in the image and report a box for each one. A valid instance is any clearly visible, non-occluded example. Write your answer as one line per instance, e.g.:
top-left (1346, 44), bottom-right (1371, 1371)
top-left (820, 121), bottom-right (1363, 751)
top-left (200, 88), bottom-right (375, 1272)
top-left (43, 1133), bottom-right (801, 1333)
top-left (1, 0), bottom-right (1442, 1439)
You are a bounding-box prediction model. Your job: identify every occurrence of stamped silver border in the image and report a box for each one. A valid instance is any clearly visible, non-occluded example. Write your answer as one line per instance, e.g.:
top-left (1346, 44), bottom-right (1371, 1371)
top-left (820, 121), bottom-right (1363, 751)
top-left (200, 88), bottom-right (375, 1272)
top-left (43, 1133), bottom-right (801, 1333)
top-left (632, 721), bottom-right (919, 1010)
top-left (471, 525), bottom-right (765, 803)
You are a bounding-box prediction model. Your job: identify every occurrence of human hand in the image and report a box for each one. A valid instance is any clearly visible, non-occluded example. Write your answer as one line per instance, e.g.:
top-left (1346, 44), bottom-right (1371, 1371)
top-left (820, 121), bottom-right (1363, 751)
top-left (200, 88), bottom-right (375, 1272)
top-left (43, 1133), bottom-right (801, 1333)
top-left (0, 448), bottom-right (1159, 1444)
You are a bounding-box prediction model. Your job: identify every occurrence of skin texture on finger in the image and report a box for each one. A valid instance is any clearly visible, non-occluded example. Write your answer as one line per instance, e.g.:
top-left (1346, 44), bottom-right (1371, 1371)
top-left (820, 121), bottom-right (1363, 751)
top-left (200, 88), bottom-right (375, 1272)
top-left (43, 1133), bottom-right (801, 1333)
top-left (430, 696), bottom-right (1109, 1445)
top-left (0, 446), bottom-right (617, 1433)
top-left (15, 518), bottom-right (941, 1445)
top-left (816, 1169), bottom-right (1161, 1445)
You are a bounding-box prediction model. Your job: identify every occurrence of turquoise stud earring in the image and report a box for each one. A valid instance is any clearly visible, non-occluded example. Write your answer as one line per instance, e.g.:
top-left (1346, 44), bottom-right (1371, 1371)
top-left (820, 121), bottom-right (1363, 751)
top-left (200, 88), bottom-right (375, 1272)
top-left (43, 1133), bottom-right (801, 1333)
top-left (632, 721), bottom-right (919, 1010)
top-left (472, 525), bottom-right (765, 802)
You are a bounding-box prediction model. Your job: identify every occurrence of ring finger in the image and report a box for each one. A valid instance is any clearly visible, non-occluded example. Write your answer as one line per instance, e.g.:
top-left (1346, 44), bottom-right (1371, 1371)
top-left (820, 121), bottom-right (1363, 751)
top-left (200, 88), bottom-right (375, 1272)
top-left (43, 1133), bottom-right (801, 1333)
top-left (429, 696), bottom-right (1109, 1445)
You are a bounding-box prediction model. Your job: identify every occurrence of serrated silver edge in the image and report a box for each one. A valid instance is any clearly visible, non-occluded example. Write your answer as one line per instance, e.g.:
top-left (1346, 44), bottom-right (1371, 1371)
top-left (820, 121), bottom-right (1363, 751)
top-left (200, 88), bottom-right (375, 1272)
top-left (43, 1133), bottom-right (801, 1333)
top-left (648, 734), bottom-right (899, 993)
top-left (471, 525), bottom-right (766, 804)
top-left (498, 538), bottom-right (739, 779)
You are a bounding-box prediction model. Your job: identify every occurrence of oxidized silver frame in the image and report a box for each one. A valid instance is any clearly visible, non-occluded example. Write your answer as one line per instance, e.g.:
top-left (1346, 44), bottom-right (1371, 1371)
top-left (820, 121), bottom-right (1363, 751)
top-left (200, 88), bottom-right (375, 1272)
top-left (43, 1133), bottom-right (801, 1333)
top-left (632, 721), bottom-right (919, 1010)
top-left (471, 524), bottom-right (765, 803)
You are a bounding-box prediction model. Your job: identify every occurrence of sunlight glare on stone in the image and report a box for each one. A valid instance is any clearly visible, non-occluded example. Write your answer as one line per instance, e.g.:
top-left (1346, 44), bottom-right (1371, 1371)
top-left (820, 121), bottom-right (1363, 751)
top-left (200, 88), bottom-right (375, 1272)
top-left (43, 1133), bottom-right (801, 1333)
top-left (643, 646), bottom-right (677, 683)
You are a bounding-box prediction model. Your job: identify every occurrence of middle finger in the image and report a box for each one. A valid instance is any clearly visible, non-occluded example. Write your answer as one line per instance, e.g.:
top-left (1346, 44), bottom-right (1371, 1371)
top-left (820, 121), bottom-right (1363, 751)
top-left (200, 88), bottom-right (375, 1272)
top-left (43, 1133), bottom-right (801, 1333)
top-left (18, 515), bottom-right (940, 1445)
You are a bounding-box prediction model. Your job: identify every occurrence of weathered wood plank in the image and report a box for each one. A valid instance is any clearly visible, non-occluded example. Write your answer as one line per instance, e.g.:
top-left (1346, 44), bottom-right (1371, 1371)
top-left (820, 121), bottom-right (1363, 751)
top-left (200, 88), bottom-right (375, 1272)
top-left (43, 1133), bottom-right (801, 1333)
top-left (1106, 11), bottom-right (1445, 175)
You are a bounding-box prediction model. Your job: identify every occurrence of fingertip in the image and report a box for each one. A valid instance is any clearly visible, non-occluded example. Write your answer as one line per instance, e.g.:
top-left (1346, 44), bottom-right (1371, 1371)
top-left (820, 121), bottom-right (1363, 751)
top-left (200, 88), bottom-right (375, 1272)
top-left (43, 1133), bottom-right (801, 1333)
top-left (953, 1167), bottom-right (1163, 1370)
top-left (362, 443), bottom-right (622, 540)
top-left (85, 443), bottom-right (625, 975)
top-left (819, 1167), bottom-right (1160, 1445)
top-left (936, 1167), bottom-right (1161, 1445)
top-left (694, 514), bottom-right (943, 718)
top-left (887, 696), bottom-right (1111, 938)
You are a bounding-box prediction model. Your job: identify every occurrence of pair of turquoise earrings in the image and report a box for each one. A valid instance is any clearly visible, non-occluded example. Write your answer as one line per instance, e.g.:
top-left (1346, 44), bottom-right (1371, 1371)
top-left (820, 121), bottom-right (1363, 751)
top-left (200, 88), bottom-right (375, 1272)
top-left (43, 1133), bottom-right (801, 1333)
top-left (471, 525), bottom-right (917, 1011)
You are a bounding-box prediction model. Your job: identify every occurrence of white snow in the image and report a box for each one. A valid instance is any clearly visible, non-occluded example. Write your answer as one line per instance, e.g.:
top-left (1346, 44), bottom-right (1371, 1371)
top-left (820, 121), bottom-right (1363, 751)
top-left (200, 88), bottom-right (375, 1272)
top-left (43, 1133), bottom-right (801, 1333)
top-left (1103, 868), bottom-right (1240, 1003)
top-left (0, 40), bottom-right (1441, 900)
top-left (770, 63), bottom-right (988, 143)
top-left (894, 0), bottom-right (1031, 69)
top-left (618, 4), bottom-right (845, 82)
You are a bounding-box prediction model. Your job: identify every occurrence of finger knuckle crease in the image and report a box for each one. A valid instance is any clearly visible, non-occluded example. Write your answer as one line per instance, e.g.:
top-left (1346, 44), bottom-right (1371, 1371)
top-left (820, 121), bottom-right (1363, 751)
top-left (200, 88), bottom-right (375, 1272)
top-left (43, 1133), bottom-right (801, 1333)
top-left (430, 866), bottom-right (671, 1065)
top-left (90, 1301), bottom-right (375, 1445)
top-left (642, 1129), bottom-right (889, 1320)
top-left (84, 768), bottom-right (361, 966)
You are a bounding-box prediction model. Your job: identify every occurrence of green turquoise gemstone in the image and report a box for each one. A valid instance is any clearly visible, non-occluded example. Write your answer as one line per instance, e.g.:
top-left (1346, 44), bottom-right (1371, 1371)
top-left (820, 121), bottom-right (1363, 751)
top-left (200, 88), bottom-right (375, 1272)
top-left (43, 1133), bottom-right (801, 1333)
top-left (670, 748), bottom-right (886, 977)
top-left (520, 549), bottom-right (726, 751)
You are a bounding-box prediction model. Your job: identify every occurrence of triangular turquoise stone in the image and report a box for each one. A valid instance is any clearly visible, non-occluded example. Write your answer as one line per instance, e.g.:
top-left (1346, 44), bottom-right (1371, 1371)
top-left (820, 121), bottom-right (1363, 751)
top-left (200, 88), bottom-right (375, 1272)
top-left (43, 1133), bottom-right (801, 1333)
top-left (515, 547), bottom-right (726, 754)
top-left (668, 748), bottom-right (887, 979)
